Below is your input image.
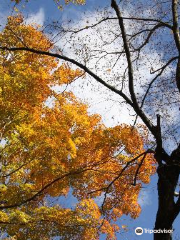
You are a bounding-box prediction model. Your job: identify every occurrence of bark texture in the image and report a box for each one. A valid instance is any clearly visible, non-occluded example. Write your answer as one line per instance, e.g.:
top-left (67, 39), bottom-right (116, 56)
top-left (154, 163), bottom-right (180, 240)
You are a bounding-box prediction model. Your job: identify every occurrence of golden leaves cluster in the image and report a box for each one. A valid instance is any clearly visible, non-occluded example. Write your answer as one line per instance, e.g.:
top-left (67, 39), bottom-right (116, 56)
top-left (0, 16), bottom-right (155, 239)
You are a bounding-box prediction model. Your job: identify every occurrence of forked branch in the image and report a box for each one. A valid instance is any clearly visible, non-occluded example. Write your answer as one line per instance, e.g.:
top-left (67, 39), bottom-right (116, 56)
top-left (111, 0), bottom-right (156, 137)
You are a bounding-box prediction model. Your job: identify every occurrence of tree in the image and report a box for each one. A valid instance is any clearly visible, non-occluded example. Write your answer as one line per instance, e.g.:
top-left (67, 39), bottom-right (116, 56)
top-left (3, 0), bottom-right (180, 239)
top-left (0, 15), bottom-right (156, 240)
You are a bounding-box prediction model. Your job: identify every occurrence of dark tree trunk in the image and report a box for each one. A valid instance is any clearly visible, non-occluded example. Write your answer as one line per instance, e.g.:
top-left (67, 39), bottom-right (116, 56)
top-left (154, 164), bottom-right (179, 240)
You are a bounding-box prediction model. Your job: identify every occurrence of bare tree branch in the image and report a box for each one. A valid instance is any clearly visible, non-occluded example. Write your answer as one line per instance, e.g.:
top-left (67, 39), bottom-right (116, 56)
top-left (65, 16), bottom-right (172, 34)
top-left (0, 46), bottom-right (133, 107)
top-left (111, 0), bottom-right (156, 137)
top-left (141, 56), bottom-right (178, 108)
top-left (0, 45), bottom-right (158, 138)
top-left (133, 23), bottom-right (169, 51)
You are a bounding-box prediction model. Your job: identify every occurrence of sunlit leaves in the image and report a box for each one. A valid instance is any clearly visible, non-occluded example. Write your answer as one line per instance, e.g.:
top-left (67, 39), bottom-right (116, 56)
top-left (0, 16), bottom-right (156, 240)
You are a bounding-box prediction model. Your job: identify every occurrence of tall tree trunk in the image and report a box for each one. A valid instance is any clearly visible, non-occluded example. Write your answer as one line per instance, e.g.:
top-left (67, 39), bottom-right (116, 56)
top-left (154, 164), bottom-right (179, 240)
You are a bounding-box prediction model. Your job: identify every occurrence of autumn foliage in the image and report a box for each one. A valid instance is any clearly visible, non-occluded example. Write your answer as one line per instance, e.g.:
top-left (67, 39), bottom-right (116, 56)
top-left (0, 16), bottom-right (155, 239)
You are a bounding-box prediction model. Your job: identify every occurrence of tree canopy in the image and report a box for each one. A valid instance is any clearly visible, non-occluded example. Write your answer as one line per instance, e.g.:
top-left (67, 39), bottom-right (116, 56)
top-left (4, 1), bottom-right (180, 239)
top-left (0, 15), bottom-right (156, 240)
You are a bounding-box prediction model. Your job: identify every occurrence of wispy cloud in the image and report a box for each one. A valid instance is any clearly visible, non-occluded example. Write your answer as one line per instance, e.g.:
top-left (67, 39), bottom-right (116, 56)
top-left (51, 6), bottom-right (179, 150)
top-left (25, 8), bottom-right (45, 26)
top-left (53, 9), bottom-right (166, 127)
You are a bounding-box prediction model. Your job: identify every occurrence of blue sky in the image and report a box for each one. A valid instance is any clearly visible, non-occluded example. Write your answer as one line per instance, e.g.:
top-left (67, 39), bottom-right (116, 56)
top-left (1, 0), bottom-right (180, 239)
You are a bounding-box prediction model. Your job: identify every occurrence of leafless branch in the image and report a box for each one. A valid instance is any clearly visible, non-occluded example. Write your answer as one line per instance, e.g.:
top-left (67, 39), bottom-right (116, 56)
top-left (141, 56), bottom-right (178, 108)
top-left (111, 0), bottom-right (156, 137)
top-left (0, 45), bottom-right (133, 107)
top-left (133, 23), bottom-right (167, 51)
top-left (0, 44), bottom-right (158, 138)
top-left (65, 16), bottom-right (172, 34)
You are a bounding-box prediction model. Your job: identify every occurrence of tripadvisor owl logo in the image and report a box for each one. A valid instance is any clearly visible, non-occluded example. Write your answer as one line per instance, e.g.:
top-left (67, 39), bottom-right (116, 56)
top-left (135, 227), bottom-right (143, 235)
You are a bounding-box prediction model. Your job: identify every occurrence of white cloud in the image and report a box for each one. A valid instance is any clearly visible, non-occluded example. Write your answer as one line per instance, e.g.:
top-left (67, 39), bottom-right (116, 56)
top-left (25, 8), bottom-right (45, 26)
top-left (52, 6), bottom-right (179, 149)
top-left (53, 9), bottom-right (139, 126)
